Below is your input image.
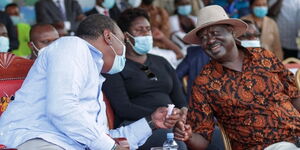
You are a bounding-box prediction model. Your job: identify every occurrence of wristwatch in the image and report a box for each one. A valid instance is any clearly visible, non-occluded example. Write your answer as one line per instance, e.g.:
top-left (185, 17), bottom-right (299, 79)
top-left (145, 115), bottom-right (157, 131)
top-left (111, 143), bottom-right (117, 150)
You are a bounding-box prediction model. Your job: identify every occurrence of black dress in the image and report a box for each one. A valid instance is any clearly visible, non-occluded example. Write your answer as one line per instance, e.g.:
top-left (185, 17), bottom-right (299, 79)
top-left (103, 54), bottom-right (187, 149)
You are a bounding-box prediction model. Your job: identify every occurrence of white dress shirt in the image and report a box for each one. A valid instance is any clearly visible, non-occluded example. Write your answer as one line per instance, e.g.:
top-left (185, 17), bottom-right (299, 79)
top-left (0, 37), bottom-right (152, 150)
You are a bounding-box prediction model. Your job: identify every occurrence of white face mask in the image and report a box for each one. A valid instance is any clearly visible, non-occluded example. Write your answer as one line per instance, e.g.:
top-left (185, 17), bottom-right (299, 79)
top-left (30, 42), bottom-right (40, 57)
top-left (107, 33), bottom-right (126, 74)
top-left (241, 40), bottom-right (261, 48)
top-left (128, 0), bottom-right (142, 8)
top-left (0, 36), bottom-right (9, 52)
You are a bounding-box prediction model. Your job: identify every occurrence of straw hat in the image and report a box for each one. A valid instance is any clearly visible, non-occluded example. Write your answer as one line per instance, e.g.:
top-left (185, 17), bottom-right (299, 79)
top-left (183, 5), bottom-right (248, 44)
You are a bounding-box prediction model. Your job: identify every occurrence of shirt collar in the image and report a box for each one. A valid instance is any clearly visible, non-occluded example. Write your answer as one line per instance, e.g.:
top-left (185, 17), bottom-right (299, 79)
top-left (83, 39), bottom-right (104, 74)
top-left (211, 45), bottom-right (255, 74)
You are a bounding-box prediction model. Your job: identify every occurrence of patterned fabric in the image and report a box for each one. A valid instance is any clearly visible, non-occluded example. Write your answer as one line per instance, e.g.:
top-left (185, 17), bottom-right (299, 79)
top-left (0, 96), bottom-right (12, 116)
top-left (188, 47), bottom-right (300, 150)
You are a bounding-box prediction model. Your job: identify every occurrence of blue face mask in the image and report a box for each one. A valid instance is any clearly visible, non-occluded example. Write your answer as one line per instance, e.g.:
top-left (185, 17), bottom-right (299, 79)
top-left (10, 16), bottom-right (23, 25)
top-left (128, 35), bottom-right (153, 55)
top-left (107, 33), bottom-right (126, 74)
top-left (177, 5), bottom-right (192, 16)
top-left (253, 6), bottom-right (268, 18)
top-left (102, 0), bottom-right (116, 9)
top-left (0, 36), bottom-right (9, 52)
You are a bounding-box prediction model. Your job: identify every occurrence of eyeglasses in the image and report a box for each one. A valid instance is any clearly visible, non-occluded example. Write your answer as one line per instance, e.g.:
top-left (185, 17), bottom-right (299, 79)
top-left (140, 65), bottom-right (158, 81)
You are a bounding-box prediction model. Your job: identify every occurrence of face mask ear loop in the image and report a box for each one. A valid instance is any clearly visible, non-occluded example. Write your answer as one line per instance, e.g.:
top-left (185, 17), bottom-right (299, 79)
top-left (31, 42), bottom-right (39, 57)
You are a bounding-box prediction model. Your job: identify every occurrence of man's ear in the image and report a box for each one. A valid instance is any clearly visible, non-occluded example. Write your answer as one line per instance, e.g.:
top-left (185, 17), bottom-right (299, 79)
top-left (28, 41), bottom-right (34, 51)
top-left (124, 32), bottom-right (134, 44)
top-left (103, 29), bottom-right (113, 45)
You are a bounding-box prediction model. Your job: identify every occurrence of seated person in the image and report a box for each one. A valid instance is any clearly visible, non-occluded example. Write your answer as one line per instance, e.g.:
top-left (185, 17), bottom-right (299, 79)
top-left (28, 24), bottom-right (59, 60)
top-left (242, 0), bottom-right (283, 60)
top-left (169, 0), bottom-right (196, 50)
top-left (238, 19), bottom-right (261, 48)
top-left (174, 5), bottom-right (300, 150)
top-left (0, 23), bottom-right (33, 79)
top-left (103, 8), bottom-right (188, 150)
top-left (5, 3), bottom-right (31, 58)
top-left (0, 14), bottom-right (181, 150)
top-left (140, 0), bottom-right (184, 61)
top-left (176, 46), bottom-right (210, 102)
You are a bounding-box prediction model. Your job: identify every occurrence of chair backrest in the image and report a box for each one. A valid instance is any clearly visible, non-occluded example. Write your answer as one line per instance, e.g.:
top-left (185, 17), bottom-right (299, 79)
top-left (217, 121), bottom-right (232, 150)
top-left (103, 93), bottom-right (115, 129)
top-left (0, 53), bottom-right (34, 116)
top-left (282, 57), bottom-right (300, 65)
top-left (295, 69), bottom-right (300, 90)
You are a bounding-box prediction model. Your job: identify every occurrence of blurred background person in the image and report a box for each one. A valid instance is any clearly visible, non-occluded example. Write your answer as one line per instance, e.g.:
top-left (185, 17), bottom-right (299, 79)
top-left (238, 19), bottom-right (261, 48)
top-left (103, 8), bottom-right (187, 150)
top-left (0, 10), bottom-right (18, 50)
top-left (140, 0), bottom-right (184, 62)
top-left (276, 0), bottom-right (300, 59)
top-left (5, 3), bottom-right (31, 58)
top-left (169, 0), bottom-right (196, 51)
top-left (35, 0), bottom-right (86, 34)
top-left (0, 23), bottom-right (34, 78)
top-left (28, 24), bottom-right (59, 60)
top-left (242, 0), bottom-right (283, 60)
top-left (0, 23), bottom-right (10, 53)
top-left (52, 22), bottom-right (68, 37)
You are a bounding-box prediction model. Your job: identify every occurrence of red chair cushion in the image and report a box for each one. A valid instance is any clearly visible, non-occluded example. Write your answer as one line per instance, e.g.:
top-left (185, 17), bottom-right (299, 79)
top-left (0, 80), bottom-right (24, 97)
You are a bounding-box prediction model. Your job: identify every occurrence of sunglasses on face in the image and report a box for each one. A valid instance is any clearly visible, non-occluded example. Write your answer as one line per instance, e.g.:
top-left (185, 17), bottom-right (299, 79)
top-left (140, 65), bottom-right (158, 81)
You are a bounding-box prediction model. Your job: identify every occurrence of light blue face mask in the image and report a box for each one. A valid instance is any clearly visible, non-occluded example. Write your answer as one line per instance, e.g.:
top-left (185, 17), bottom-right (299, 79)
top-left (0, 36), bottom-right (9, 52)
top-left (107, 33), bottom-right (126, 74)
top-left (241, 40), bottom-right (261, 48)
top-left (253, 6), bottom-right (268, 18)
top-left (178, 4), bottom-right (192, 16)
top-left (102, 0), bottom-right (116, 9)
top-left (128, 35), bottom-right (153, 55)
top-left (10, 16), bottom-right (23, 25)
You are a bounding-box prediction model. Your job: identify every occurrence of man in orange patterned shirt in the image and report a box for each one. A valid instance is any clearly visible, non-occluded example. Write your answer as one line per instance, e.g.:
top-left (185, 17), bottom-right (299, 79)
top-left (173, 5), bottom-right (300, 150)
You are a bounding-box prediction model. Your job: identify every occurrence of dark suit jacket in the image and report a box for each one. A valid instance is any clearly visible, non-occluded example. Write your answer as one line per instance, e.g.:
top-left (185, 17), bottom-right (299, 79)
top-left (35, 0), bottom-right (83, 31)
top-left (176, 46), bottom-right (210, 101)
top-left (85, 5), bottom-right (121, 21)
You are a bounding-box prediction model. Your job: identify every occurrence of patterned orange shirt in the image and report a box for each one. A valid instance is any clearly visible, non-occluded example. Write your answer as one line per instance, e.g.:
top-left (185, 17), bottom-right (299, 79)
top-left (188, 47), bottom-right (300, 150)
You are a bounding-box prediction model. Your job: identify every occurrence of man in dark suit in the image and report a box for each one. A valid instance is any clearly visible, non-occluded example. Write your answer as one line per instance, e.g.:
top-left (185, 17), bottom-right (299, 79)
top-left (85, 0), bottom-right (130, 21)
top-left (176, 46), bottom-right (210, 102)
top-left (35, 0), bottom-right (85, 33)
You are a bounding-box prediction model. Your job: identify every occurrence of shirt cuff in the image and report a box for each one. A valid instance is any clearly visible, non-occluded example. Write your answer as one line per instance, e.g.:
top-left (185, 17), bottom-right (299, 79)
top-left (89, 133), bottom-right (115, 150)
top-left (125, 118), bottom-right (152, 149)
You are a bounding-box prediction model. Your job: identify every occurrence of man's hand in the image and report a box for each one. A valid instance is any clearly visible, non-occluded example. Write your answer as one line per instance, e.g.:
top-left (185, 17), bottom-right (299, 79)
top-left (174, 121), bottom-right (192, 141)
top-left (180, 107), bottom-right (188, 123)
top-left (151, 107), bottom-right (181, 129)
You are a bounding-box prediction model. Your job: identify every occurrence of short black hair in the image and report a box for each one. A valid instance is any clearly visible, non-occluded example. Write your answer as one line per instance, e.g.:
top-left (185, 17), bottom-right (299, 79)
top-left (5, 3), bottom-right (18, 11)
top-left (249, 0), bottom-right (256, 6)
top-left (76, 14), bottom-right (116, 40)
top-left (117, 8), bottom-right (150, 33)
top-left (30, 23), bottom-right (56, 41)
